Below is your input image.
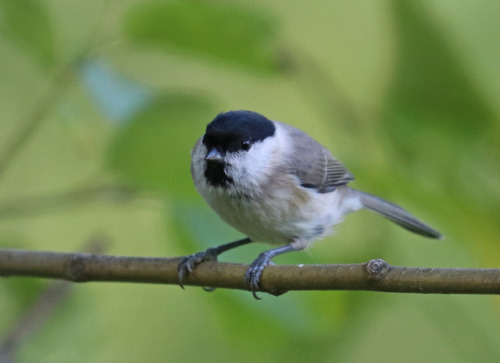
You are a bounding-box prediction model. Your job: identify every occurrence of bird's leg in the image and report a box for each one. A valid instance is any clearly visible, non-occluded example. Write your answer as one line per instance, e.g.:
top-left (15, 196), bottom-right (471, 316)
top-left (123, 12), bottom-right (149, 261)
top-left (178, 237), bottom-right (252, 289)
top-left (245, 244), bottom-right (298, 299)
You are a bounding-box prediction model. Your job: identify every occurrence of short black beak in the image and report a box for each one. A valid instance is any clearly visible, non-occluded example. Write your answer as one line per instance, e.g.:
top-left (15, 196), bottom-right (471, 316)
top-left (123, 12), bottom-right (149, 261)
top-left (205, 148), bottom-right (224, 163)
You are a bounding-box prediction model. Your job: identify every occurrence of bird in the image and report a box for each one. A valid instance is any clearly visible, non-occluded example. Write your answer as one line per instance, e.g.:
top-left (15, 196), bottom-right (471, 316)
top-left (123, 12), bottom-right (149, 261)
top-left (178, 110), bottom-right (442, 298)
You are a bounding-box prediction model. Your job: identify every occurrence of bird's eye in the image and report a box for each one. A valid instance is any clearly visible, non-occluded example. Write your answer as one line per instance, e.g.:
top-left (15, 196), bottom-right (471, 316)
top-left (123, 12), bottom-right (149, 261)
top-left (241, 139), bottom-right (252, 151)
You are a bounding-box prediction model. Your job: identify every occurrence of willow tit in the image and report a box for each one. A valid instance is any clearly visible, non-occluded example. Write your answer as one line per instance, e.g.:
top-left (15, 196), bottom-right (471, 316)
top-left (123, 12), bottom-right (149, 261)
top-left (178, 110), bottom-right (442, 298)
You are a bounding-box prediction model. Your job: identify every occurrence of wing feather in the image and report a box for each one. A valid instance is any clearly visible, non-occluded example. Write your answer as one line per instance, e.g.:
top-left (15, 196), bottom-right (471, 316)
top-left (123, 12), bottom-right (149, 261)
top-left (278, 122), bottom-right (354, 193)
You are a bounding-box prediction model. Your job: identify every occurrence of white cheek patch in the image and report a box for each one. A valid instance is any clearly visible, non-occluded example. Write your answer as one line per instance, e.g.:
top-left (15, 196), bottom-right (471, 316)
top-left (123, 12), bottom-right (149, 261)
top-left (227, 125), bottom-right (287, 194)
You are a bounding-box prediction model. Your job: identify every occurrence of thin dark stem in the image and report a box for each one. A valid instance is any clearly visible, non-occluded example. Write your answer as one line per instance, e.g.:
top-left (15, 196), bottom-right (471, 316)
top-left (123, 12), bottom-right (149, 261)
top-left (0, 250), bottom-right (499, 297)
top-left (0, 0), bottom-right (111, 180)
top-left (0, 63), bottom-right (74, 179)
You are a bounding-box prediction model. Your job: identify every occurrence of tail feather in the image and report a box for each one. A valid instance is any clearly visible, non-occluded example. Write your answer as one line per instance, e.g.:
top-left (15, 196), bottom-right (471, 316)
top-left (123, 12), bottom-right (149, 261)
top-left (354, 189), bottom-right (442, 239)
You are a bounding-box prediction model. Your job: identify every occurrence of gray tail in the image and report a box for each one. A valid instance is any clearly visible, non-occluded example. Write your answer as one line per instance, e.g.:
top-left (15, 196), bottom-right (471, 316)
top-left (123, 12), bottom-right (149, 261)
top-left (354, 189), bottom-right (442, 239)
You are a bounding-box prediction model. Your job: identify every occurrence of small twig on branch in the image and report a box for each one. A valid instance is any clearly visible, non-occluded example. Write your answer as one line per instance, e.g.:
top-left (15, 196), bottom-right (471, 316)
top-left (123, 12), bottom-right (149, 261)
top-left (1, 249), bottom-right (499, 296)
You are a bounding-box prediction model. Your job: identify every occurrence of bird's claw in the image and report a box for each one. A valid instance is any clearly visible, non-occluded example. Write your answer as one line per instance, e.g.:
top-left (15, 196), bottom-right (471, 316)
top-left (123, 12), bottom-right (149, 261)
top-left (179, 247), bottom-right (275, 299)
top-left (177, 248), bottom-right (218, 289)
top-left (244, 253), bottom-right (273, 300)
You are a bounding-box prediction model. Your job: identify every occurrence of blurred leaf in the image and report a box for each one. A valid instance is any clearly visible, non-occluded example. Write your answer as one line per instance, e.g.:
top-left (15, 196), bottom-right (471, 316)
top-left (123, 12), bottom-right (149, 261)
top-left (79, 60), bottom-right (154, 124)
top-left (0, 0), bottom-right (55, 68)
top-left (107, 94), bottom-right (215, 195)
top-left (123, 1), bottom-right (281, 72)
top-left (171, 201), bottom-right (242, 253)
top-left (384, 1), bottom-right (494, 159)
top-left (2, 279), bottom-right (46, 313)
top-left (211, 291), bottom-right (320, 360)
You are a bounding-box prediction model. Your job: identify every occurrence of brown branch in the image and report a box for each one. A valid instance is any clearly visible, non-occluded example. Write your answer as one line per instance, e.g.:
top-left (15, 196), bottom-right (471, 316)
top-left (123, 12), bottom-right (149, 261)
top-left (0, 249), bottom-right (499, 297)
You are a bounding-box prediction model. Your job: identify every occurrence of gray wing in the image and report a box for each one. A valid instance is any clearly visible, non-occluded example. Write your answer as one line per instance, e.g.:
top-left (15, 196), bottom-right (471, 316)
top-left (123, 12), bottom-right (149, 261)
top-left (280, 123), bottom-right (354, 193)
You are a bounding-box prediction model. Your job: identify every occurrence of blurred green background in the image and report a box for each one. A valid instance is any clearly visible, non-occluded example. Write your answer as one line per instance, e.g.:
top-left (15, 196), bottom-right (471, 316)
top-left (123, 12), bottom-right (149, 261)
top-left (1, 0), bottom-right (500, 362)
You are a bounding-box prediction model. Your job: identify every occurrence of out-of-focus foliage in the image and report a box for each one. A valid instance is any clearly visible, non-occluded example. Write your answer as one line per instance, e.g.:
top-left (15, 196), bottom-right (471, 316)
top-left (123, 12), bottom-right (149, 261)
top-left (0, 0), bottom-right (55, 68)
top-left (0, 0), bottom-right (499, 362)
top-left (124, 1), bottom-right (281, 72)
top-left (108, 93), bottom-right (215, 195)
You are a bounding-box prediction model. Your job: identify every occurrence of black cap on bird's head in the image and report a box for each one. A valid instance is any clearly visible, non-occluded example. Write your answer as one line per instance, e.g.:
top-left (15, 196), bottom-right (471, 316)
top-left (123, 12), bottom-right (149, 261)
top-left (203, 110), bottom-right (276, 153)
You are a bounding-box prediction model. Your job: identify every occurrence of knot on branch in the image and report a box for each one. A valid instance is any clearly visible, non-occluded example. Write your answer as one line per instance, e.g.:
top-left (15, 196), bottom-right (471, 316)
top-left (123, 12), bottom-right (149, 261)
top-left (366, 259), bottom-right (390, 280)
top-left (67, 255), bottom-right (90, 282)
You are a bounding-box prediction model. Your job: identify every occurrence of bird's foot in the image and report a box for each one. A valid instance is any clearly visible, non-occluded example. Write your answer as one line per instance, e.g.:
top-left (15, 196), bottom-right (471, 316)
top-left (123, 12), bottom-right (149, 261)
top-left (177, 248), bottom-right (219, 290)
top-left (244, 251), bottom-right (274, 300)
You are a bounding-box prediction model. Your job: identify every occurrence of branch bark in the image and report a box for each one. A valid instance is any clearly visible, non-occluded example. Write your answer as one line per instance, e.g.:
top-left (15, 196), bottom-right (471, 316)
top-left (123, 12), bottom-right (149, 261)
top-left (0, 240), bottom-right (108, 361)
top-left (1, 249), bottom-right (499, 296)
